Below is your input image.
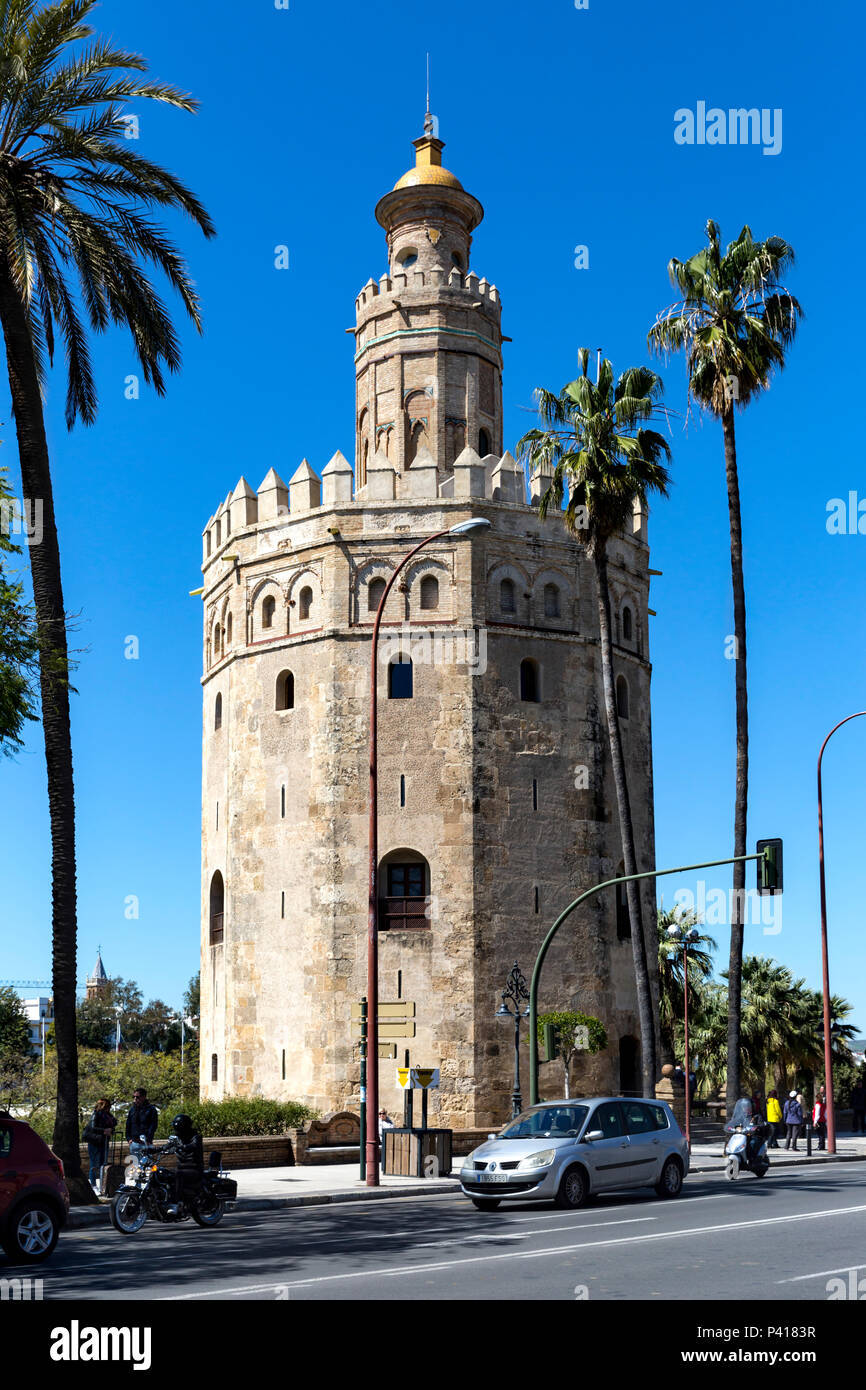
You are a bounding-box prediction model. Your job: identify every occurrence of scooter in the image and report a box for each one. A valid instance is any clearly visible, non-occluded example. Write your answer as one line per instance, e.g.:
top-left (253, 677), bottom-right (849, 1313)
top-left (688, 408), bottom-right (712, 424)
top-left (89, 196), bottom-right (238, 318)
top-left (724, 1098), bottom-right (770, 1180)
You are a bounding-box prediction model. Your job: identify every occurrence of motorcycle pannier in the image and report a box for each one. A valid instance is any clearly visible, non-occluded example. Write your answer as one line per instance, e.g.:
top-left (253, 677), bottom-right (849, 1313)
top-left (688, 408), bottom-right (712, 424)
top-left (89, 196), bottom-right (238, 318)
top-left (211, 1177), bottom-right (238, 1200)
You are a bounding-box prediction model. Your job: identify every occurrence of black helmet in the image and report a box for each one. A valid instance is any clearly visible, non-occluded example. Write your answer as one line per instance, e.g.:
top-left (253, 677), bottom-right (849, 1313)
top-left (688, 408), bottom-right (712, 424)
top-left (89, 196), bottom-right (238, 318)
top-left (171, 1113), bottom-right (194, 1143)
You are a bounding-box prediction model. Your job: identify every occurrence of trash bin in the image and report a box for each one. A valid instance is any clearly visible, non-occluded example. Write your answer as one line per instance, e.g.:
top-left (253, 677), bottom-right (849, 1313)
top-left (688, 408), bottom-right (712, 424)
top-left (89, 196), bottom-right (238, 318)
top-left (382, 1127), bottom-right (452, 1178)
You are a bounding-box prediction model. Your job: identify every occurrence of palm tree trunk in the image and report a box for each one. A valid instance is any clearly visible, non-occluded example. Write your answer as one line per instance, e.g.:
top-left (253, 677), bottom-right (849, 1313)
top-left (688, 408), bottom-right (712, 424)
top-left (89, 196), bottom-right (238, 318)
top-left (593, 546), bottom-right (658, 1095)
top-left (723, 404), bottom-right (749, 1114)
top-left (0, 260), bottom-right (92, 1203)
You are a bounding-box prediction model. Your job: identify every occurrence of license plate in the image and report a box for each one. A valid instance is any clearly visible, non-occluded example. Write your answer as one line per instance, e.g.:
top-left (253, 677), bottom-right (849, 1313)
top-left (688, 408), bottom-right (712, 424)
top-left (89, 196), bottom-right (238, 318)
top-left (479, 1171), bottom-right (511, 1182)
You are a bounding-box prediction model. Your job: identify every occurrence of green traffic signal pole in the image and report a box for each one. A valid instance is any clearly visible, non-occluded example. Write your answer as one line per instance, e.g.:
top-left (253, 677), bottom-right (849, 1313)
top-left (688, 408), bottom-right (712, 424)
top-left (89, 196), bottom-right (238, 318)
top-left (529, 850), bottom-right (768, 1106)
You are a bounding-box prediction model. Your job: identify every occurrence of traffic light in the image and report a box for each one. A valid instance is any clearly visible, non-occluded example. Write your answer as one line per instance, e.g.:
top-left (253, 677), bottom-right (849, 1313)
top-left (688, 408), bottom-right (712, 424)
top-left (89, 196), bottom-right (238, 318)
top-left (757, 839), bottom-right (783, 894)
top-left (543, 1022), bottom-right (561, 1061)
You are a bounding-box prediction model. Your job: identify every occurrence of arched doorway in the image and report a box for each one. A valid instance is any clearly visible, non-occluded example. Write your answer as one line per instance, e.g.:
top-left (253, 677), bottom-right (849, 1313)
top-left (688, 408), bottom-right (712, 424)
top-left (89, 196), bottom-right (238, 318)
top-left (619, 1035), bottom-right (640, 1095)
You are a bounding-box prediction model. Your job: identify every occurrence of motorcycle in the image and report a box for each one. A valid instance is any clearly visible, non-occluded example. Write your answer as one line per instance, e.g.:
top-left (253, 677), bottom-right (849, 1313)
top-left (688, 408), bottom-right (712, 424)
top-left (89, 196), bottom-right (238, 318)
top-left (724, 1098), bottom-right (770, 1180)
top-left (110, 1135), bottom-right (237, 1234)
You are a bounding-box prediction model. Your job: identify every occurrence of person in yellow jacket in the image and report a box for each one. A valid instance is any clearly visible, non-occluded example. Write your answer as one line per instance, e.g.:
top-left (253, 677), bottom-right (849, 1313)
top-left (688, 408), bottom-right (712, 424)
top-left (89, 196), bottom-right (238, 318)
top-left (766, 1089), bottom-right (782, 1148)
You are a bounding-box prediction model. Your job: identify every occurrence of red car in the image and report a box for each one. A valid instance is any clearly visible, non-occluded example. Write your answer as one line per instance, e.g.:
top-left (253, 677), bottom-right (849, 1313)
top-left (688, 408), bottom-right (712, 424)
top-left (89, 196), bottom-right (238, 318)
top-left (0, 1113), bottom-right (69, 1262)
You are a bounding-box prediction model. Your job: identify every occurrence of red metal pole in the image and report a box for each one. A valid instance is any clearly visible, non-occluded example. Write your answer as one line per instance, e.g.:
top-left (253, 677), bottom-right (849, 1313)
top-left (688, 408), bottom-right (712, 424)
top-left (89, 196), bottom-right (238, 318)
top-left (817, 711), bottom-right (866, 1158)
top-left (366, 529), bottom-right (450, 1185)
top-left (683, 941), bottom-right (691, 1152)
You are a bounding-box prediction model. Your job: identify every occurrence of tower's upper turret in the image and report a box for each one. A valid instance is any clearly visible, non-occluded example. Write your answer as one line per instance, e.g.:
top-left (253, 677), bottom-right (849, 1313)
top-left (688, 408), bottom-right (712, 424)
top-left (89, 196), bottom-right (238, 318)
top-left (355, 114), bottom-right (502, 491)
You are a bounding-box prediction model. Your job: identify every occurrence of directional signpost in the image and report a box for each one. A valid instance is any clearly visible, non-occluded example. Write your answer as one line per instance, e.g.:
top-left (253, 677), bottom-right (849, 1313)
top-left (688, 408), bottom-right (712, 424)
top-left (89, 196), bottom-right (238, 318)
top-left (352, 999), bottom-right (416, 1179)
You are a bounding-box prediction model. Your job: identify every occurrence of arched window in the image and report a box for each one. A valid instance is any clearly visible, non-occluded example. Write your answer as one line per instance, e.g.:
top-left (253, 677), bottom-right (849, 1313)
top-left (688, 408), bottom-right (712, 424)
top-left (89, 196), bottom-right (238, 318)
top-left (500, 577), bottom-right (516, 614)
top-left (276, 670), bottom-right (295, 711)
top-left (209, 871), bottom-right (224, 946)
top-left (368, 576), bottom-right (387, 613)
top-left (520, 658), bottom-right (540, 703)
top-left (388, 655), bottom-right (413, 700)
top-left (379, 849), bottom-right (430, 930)
top-left (622, 606), bottom-right (633, 643)
top-left (211, 1053), bottom-right (218, 1083)
top-left (214, 693), bottom-right (222, 731)
top-left (616, 675), bottom-right (629, 719)
top-left (420, 575), bottom-right (439, 611)
top-left (262, 595), bottom-right (276, 630)
top-left (212, 623), bottom-right (221, 661)
top-left (225, 612), bottom-right (233, 646)
top-left (479, 428), bottom-right (491, 456)
top-left (544, 583), bottom-right (561, 619)
top-left (298, 585), bottom-right (313, 621)
top-left (397, 247), bottom-right (418, 270)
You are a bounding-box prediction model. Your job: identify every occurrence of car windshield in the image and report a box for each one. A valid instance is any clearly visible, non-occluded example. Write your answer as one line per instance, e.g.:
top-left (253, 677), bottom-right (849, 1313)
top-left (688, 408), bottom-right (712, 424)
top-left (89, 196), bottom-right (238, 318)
top-left (497, 1105), bottom-right (589, 1140)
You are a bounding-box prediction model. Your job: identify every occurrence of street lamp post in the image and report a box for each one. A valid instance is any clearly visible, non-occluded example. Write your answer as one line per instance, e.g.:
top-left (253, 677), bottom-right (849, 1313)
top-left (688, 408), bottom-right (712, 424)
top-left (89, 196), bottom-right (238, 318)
top-left (666, 924), bottom-right (700, 1149)
top-left (114, 1005), bottom-right (122, 1063)
top-left (495, 962), bottom-right (530, 1118)
top-left (817, 711), bottom-right (866, 1155)
top-left (366, 516), bottom-right (491, 1186)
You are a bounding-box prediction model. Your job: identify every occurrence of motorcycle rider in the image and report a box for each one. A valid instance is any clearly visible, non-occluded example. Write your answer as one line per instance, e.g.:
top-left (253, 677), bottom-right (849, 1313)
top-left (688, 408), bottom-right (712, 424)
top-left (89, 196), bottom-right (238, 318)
top-left (166, 1113), bottom-right (205, 1215)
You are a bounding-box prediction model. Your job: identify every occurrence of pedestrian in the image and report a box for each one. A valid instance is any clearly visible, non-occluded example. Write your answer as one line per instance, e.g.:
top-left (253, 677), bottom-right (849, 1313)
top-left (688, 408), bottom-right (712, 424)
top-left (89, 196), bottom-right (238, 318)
top-left (851, 1080), bottom-right (866, 1135)
top-left (783, 1090), bottom-right (804, 1150)
top-left (125, 1087), bottom-right (159, 1145)
top-left (378, 1108), bottom-right (395, 1136)
top-left (672, 1064), bottom-right (686, 1092)
top-left (813, 1087), bottom-right (827, 1151)
top-left (83, 1098), bottom-right (117, 1194)
top-left (766, 1089), bottom-right (782, 1148)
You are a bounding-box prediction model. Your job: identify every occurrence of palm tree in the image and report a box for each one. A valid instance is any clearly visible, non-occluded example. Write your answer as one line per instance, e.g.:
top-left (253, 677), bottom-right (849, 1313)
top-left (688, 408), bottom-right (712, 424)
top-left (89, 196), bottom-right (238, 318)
top-left (647, 221), bottom-right (802, 1113)
top-left (656, 907), bottom-right (716, 1068)
top-left (0, 0), bottom-right (214, 1198)
top-left (517, 349), bottom-right (671, 1096)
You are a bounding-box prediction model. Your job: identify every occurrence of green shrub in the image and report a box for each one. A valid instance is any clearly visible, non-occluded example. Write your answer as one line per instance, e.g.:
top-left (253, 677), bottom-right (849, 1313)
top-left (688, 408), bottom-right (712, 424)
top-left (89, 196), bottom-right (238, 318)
top-left (154, 1096), bottom-right (317, 1138)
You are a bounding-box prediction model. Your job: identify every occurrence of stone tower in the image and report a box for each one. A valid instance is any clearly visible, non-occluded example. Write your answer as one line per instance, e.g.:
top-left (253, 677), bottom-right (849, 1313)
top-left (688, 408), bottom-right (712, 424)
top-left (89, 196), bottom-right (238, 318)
top-left (198, 118), bottom-right (656, 1128)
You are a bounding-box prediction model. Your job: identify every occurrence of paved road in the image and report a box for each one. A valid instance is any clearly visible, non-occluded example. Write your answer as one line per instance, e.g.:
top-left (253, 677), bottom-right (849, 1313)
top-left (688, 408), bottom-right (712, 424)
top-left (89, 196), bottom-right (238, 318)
top-left (29, 1165), bottom-right (866, 1301)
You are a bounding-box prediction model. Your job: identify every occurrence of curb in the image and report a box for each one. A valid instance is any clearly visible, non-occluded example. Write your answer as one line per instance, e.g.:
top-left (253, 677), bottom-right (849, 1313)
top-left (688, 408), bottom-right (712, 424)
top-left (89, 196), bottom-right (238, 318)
top-left (66, 1180), bottom-right (463, 1227)
top-left (689, 1152), bottom-right (866, 1174)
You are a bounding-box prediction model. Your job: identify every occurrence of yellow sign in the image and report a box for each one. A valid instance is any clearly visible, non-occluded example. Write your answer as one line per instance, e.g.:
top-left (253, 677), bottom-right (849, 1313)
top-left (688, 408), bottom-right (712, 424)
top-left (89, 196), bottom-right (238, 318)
top-left (396, 1067), bottom-right (440, 1090)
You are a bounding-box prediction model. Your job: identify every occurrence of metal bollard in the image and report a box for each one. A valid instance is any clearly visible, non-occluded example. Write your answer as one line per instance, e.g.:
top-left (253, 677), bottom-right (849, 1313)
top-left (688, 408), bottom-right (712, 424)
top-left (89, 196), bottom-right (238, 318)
top-left (805, 1122), bottom-right (812, 1156)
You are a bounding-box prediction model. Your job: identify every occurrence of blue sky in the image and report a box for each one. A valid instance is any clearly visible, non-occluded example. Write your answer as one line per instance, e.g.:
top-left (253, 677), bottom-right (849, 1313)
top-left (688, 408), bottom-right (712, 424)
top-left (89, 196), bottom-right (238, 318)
top-left (1, 0), bottom-right (864, 1036)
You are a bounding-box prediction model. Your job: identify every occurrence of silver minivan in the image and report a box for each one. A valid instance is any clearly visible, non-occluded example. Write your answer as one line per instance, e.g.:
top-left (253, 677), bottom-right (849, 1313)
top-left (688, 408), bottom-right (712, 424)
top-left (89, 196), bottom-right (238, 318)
top-left (459, 1096), bottom-right (689, 1210)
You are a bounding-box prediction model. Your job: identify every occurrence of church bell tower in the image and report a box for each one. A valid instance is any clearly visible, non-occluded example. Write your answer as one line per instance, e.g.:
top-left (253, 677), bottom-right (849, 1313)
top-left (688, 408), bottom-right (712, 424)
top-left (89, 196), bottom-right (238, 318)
top-left (353, 114), bottom-right (504, 491)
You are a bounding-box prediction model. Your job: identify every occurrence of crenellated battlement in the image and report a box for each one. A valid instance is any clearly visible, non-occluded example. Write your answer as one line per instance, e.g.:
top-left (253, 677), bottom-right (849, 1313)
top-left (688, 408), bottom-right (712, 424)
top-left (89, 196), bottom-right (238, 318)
top-left (355, 267), bottom-right (501, 314)
top-left (200, 447), bottom-right (649, 569)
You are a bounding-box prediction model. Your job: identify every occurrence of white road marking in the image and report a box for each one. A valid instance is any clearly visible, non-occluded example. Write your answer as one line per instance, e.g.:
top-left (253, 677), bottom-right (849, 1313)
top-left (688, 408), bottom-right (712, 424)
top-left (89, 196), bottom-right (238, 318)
top-left (412, 1216), bottom-right (655, 1248)
top-left (164, 1200), bottom-right (866, 1299)
top-left (777, 1264), bottom-right (866, 1284)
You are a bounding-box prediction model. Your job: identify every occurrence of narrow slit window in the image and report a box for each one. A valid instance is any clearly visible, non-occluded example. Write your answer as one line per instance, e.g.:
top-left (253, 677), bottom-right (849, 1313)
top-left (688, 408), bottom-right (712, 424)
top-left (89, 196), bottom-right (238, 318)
top-left (400, 774), bottom-right (406, 807)
top-left (532, 778), bottom-right (538, 811)
top-left (281, 890), bottom-right (285, 920)
top-left (281, 785), bottom-right (286, 819)
top-left (534, 886), bottom-right (539, 915)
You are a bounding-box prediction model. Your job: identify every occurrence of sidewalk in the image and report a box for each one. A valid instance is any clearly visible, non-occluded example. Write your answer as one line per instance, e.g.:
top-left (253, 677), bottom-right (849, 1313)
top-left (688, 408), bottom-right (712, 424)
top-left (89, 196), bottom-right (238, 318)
top-left (66, 1133), bottom-right (866, 1228)
top-left (687, 1132), bottom-right (866, 1173)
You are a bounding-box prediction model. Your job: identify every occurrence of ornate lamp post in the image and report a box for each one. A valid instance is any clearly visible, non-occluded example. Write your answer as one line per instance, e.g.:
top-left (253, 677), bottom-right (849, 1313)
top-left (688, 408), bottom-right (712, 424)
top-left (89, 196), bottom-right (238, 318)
top-left (495, 961), bottom-right (530, 1118)
top-left (817, 711), bottom-right (866, 1155)
top-left (366, 516), bottom-right (491, 1185)
top-left (666, 923), bottom-right (700, 1149)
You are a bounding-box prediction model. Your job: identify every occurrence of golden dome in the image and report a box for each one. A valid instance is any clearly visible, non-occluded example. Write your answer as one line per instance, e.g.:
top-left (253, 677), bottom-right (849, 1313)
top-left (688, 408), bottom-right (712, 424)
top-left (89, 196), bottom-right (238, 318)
top-left (393, 133), bottom-right (463, 192)
top-left (394, 163), bottom-right (463, 191)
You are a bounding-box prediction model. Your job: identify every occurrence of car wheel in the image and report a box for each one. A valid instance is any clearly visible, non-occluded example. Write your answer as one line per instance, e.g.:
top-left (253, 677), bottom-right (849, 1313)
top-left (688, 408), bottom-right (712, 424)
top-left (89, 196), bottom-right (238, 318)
top-left (1, 1200), bottom-right (60, 1263)
top-left (554, 1165), bottom-right (588, 1210)
top-left (470, 1198), bottom-right (501, 1211)
top-left (655, 1156), bottom-right (683, 1198)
